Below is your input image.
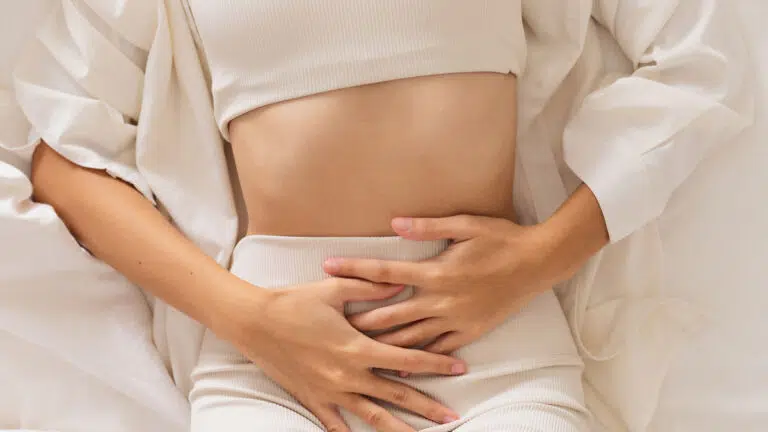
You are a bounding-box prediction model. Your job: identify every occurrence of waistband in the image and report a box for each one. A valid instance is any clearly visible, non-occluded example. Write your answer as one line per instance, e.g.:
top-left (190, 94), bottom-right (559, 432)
top-left (230, 235), bottom-right (448, 288)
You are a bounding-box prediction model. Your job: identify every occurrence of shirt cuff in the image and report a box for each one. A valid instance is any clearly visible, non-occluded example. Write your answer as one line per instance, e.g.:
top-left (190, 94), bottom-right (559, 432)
top-left (566, 140), bottom-right (659, 244)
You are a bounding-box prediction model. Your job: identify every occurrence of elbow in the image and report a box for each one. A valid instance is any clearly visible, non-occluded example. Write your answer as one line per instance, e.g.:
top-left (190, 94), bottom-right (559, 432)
top-left (29, 142), bottom-right (94, 248)
top-left (30, 142), bottom-right (55, 204)
top-left (29, 141), bottom-right (78, 207)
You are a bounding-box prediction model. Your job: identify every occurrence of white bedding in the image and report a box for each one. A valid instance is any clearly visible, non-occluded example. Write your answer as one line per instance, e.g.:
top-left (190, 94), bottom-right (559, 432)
top-left (0, 2), bottom-right (187, 431)
top-left (648, 3), bottom-right (768, 430)
top-left (0, 1), bottom-right (765, 431)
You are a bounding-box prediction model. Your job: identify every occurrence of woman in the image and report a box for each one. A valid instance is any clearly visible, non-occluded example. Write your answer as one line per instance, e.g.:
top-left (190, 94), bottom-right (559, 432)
top-left (18, 1), bottom-right (588, 431)
top-left (11, 0), bottom-right (751, 431)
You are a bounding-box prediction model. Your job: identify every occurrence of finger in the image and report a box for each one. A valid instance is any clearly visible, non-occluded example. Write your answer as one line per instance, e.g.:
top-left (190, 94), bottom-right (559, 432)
top-left (391, 215), bottom-right (488, 242)
top-left (331, 278), bottom-right (406, 304)
top-left (423, 331), bottom-right (475, 355)
top-left (374, 318), bottom-right (449, 348)
top-left (324, 258), bottom-right (424, 286)
top-left (366, 377), bottom-right (460, 425)
top-left (349, 300), bottom-right (433, 332)
top-left (366, 342), bottom-right (467, 376)
top-left (342, 395), bottom-right (415, 432)
top-left (303, 401), bottom-right (350, 432)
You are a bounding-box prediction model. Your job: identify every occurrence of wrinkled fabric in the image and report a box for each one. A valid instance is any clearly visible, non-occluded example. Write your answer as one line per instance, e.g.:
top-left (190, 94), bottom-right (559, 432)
top-left (517, 1), bottom-right (753, 430)
top-left (648, 3), bottom-right (768, 430)
top-left (1, 0), bottom-right (757, 431)
top-left (10, 0), bottom-right (240, 399)
top-left (0, 1), bottom-right (187, 431)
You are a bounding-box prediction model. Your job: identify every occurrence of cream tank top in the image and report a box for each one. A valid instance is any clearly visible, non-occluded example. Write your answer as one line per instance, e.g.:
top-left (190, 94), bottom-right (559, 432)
top-left (186, 1), bottom-right (526, 139)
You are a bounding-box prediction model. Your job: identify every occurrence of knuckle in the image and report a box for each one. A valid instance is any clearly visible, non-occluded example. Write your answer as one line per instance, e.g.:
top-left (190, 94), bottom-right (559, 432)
top-left (393, 332), bottom-right (415, 347)
top-left (402, 326), bottom-right (423, 342)
top-left (321, 366), bottom-right (347, 385)
top-left (434, 296), bottom-right (455, 313)
top-left (426, 405), bottom-right (444, 421)
top-left (340, 338), bottom-right (367, 358)
top-left (400, 352), bottom-right (420, 370)
top-left (374, 261), bottom-right (391, 280)
top-left (389, 386), bottom-right (410, 404)
top-left (426, 266), bottom-right (445, 283)
top-left (414, 218), bottom-right (431, 232)
top-left (332, 368), bottom-right (349, 384)
top-left (377, 309), bottom-right (396, 326)
top-left (364, 408), bottom-right (385, 426)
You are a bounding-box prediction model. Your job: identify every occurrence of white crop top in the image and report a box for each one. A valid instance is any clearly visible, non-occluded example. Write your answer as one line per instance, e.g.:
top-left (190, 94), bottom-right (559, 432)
top-left (186, 1), bottom-right (526, 138)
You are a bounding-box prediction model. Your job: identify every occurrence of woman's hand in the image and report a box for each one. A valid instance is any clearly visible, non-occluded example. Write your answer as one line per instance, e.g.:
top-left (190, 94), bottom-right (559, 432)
top-left (323, 186), bottom-right (610, 356)
top-left (216, 277), bottom-right (465, 432)
top-left (323, 216), bottom-right (555, 355)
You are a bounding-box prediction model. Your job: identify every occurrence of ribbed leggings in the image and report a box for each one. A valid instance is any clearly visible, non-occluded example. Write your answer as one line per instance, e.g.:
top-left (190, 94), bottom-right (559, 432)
top-left (190, 236), bottom-right (589, 431)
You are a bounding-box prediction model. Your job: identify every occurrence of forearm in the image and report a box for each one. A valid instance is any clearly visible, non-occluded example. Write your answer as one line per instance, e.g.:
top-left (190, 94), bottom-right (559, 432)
top-left (30, 142), bottom-right (265, 330)
top-left (537, 184), bottom-right (609, 283)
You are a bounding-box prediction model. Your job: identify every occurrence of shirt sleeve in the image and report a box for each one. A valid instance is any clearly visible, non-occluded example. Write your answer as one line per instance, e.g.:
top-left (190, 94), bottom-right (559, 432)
top-left (563, 0), bottom-right (755, 243)
top-left (11, 0), bottom-right (159, 202)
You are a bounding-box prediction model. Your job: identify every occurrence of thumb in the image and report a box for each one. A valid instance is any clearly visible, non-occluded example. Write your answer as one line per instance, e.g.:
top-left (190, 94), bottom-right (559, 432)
top-left (392, 215), bottom-right (484, 241)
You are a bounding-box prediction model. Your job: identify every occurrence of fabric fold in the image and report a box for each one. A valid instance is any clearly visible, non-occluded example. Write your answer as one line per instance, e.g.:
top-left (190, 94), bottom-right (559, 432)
top-left (563, 0), bottom-right (754, 243)
top-left (10, 0), bottom-right (241, 397)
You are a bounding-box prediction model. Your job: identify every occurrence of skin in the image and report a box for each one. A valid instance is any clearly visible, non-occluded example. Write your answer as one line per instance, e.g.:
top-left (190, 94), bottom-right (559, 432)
top-left (324, 187), bottom-right (609, 357)
top-left (31, 71), bottom-right (607, 432)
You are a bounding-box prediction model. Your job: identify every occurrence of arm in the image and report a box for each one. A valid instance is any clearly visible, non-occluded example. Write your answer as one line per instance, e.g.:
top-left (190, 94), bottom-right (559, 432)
top-left (15, 0), bottom-right (246, 330)
top-left (325, 1), bottom-right (754, 354)
top-left (537, 184), bottom-right (609, 282)
top-left (30, 143), bottom-right (253, 331)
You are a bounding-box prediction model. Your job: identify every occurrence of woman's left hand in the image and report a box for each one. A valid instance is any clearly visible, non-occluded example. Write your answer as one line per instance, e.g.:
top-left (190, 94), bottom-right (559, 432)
top-left (323, 215), bottom-right (562, 356)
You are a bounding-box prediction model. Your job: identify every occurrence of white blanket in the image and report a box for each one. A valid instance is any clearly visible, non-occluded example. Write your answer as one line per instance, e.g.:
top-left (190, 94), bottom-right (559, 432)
top-left (0, 2), bottom-right (187, 431)
top-left (648, 2), bottom-right (768, 430)
top-left (0, 1), bottom-right (766, 431)
top-left (0, 126), bottom-right (188, 432)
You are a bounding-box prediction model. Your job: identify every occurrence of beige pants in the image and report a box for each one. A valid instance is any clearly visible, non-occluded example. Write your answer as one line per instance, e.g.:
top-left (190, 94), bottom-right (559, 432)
top-left (190, 236), bottom-right (589, 431)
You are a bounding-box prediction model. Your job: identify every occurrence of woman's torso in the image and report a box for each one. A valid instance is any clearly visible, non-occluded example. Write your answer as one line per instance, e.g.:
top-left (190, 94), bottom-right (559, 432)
top-left (231, 74), bottom-right (518, 236)
top-left (188, 1), bottom-right (524, 236)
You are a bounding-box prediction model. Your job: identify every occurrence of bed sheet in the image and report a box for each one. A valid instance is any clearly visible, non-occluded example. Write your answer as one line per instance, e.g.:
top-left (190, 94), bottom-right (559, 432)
top-left (0, 120), bottom-right (189, 431)
top-left (646, 1), bottom-right (768, 430)
top-left (0, 1), bottom-right (187, 431)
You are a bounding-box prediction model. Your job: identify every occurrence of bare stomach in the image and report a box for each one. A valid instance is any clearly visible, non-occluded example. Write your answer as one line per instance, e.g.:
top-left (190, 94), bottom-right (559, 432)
top-left (228, 73), bottom-right (518, 237)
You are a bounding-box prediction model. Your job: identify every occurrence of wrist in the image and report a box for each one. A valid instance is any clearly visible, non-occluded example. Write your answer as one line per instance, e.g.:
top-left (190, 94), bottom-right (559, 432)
top-left (204, 272), bottom-right (276, 338)
top-left (535, 184), bottom-right (610, 283)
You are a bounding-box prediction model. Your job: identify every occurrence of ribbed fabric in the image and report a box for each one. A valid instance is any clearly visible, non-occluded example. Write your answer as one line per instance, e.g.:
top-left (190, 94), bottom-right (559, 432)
top-left (190, 236), bottom-right (589, 431)
top-left (186, 0), bottom-right (526, 139)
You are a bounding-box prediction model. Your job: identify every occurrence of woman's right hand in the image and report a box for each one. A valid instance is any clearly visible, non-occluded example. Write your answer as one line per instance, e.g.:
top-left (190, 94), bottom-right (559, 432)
top-left (216, 277), bottom-right (465, 432)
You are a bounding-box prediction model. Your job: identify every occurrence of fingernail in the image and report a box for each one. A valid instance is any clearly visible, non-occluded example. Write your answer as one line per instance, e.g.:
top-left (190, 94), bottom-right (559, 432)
top-left (451, 363), bottom-right (466, 375)
top-left (392, 218), bottom-right (412, 232)
top-left (443, 414), bottom-right (460, 424)
top-left (324, 258), bottom-right (341, 272)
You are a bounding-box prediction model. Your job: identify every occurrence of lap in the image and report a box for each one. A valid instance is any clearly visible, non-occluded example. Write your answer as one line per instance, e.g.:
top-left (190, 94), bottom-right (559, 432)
top-left (190, 290), bottom-right (588, 432)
